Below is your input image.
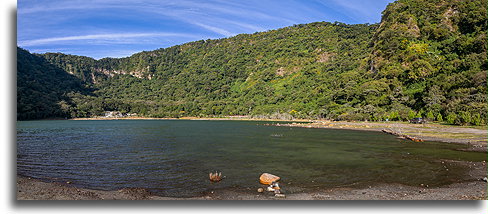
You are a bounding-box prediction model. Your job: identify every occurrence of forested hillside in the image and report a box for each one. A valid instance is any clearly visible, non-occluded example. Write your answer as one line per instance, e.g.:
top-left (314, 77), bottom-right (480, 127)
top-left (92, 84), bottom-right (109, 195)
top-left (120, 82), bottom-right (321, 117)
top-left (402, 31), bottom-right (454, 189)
top-left (366, 0), bottom-right (487, 125)
top-left (17, 48), bottom-right (91, 120)
top-left (17, 0), bottom-right (487, 125)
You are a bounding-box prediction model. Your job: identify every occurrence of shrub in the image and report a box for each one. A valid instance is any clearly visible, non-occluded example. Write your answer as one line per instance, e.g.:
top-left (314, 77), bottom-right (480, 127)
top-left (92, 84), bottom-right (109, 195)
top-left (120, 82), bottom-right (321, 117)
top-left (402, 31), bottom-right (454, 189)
top-left (446, 113), bottom-right (457, 124)
top-left (436, 113), bottom-right (443, 122)
top-left (457, 111), bottom-right (471, 125)
top-left (426, 111), bottom-right (435, 121)
top-left (471, 113), bottom-right (482, 126)
top-left (389, 111), bottom-right (400, 121)
top-left (408, 110), bottom-right (417, 120)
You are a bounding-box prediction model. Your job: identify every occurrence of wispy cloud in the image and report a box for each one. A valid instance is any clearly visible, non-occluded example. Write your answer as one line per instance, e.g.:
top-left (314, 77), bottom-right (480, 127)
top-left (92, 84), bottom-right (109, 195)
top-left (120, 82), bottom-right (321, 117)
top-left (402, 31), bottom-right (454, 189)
top-left (188, 22), bottom-right (235, 37)
top-left (323, 0), bottom-right (390, 23)
top-left (18, 32), bottom-right (199, 47)
top-left (19, 0), bottom-right (286, 37)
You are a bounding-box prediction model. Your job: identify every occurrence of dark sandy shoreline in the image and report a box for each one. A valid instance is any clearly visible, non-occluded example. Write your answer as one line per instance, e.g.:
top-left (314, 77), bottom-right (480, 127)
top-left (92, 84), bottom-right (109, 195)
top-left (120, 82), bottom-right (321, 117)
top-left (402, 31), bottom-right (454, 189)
top-left (17, 159), bottom-right (487, 200)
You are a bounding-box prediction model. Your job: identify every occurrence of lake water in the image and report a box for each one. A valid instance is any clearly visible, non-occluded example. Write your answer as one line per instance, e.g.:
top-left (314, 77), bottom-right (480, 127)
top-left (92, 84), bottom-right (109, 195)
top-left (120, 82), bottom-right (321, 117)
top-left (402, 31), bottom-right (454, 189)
top-left (17, 120), bottom-right (486, 197)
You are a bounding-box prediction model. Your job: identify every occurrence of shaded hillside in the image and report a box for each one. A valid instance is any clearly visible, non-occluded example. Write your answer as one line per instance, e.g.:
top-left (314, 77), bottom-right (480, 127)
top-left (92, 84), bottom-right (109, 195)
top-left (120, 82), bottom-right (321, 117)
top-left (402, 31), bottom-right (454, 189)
top-left (17, 48), bottom-right (90, 120)
top-left (18, 0), bottom-right (487, 125)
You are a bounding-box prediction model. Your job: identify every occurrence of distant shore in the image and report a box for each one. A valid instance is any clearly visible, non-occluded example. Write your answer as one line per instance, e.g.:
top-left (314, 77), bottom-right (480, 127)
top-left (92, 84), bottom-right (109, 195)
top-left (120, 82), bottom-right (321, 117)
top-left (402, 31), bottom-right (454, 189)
top-left (68, 116), bottom-right (312, 122)
top-left (69, 116), bottom-right (487, 152)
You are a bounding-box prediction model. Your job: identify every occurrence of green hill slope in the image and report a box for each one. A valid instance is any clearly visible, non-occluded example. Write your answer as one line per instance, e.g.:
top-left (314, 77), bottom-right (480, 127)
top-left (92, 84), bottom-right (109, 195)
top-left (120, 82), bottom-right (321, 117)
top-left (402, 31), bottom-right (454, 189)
top-left (17, 0), bottom-right (487, 125)
top-left (17, 48), bottom-right (92, 120)
top-left (367, 0), bottom-right (487, 125)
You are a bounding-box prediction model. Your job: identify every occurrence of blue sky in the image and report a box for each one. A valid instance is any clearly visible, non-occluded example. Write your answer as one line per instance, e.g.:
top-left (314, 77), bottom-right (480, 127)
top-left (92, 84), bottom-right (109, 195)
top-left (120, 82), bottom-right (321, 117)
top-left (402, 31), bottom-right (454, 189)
top-left (18, 0), bottom-right (394, 59)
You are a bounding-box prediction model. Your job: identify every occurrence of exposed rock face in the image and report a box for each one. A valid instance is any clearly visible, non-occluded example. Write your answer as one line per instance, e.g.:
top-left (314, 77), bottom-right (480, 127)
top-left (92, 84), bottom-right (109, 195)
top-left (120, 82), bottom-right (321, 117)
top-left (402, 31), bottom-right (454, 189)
top-left (93, 68), bottom-right (152, 80)
top-left (317, 51), bottom-right (335, 63)
top-left (259, 173), bottom-right (280, 185)
top-left (276, 67), bottom-right (286, 76)
top-left (442, 7), bottom-right (458, 32)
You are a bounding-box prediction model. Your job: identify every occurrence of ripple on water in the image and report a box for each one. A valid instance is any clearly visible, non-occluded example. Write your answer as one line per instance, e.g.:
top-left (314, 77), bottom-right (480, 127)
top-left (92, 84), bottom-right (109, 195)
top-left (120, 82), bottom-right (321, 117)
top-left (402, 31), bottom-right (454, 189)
top-left (17, 120), bottom-right (487, 197)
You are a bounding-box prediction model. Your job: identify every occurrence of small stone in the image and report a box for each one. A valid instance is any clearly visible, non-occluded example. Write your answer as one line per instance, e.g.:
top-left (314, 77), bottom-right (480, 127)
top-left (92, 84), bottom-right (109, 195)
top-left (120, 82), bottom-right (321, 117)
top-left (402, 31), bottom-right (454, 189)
top-left (257, 188), bottom-right (264, 193)
top-left (66, 181), bottom-right (72, 184)
top-left (274, 189), bottom-right (281, 194)
top-left (482, 177), bottom-right (487, 182)
top-left (274, 193), bottom-right (286, 198)
top-left (272, 182), bottom-right (280, 190)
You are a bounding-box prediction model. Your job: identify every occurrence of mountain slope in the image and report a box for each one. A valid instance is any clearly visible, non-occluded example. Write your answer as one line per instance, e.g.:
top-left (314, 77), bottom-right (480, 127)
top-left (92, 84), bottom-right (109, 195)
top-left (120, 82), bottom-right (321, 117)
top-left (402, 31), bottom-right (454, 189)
top-left (367, 0), bottom-right (487, 125)
top-left (17, 48), bottom-right (90, 120)
top-left (17, 0), bottom-right (487, 125)
top-left (38, 22), bottom-right (377, 118)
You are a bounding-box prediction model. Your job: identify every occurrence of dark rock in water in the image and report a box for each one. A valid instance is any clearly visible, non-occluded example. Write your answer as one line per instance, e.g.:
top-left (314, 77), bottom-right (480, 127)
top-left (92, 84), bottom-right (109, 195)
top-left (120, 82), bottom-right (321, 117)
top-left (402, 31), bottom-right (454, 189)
top-left (209, 172), bottom-right (222, 182)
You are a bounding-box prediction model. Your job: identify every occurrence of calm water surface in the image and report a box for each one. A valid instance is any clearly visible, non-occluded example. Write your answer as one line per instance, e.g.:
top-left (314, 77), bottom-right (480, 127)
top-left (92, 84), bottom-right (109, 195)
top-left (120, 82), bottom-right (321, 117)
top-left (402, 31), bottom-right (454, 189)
top-left (17, 120), bottom-right (486, 197)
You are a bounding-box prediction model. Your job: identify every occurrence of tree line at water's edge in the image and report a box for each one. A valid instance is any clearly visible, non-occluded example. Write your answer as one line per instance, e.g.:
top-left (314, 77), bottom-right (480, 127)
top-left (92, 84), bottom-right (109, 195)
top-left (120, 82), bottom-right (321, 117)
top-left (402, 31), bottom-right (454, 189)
top-left (17, 0), bottom-right (487, 126)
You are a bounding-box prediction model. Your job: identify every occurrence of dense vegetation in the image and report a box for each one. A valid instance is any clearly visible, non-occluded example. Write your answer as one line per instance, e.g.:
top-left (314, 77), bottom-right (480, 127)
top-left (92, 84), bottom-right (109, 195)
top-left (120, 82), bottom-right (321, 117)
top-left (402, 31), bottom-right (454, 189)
top-left (17, 0), bottom-right (487, 125)
top-left (17, 48), bottom-right (91, 120)
top-left (366, 0), bottom-right (487, 125)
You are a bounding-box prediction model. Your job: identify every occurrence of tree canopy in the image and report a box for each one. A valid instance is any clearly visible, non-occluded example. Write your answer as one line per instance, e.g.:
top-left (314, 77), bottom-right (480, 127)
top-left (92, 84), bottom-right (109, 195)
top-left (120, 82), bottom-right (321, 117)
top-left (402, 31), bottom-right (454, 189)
top-left (17, 0), bottom-right (487, 126)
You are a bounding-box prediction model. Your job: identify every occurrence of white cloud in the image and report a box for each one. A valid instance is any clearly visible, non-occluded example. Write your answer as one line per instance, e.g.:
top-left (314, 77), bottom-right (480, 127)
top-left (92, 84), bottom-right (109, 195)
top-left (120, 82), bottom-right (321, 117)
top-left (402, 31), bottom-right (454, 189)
top-left (325, 0), bottom-right (390, 23)
top-left (18, 0), bottom-right (285, 37)
top-left (188, 22), bottom-right (235, 37)
top-left (18, 32), bottom-right (199, 47)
